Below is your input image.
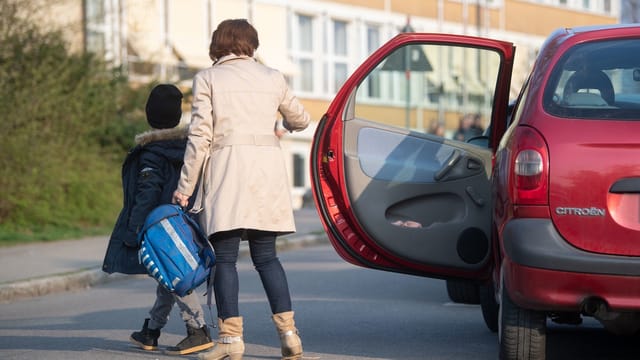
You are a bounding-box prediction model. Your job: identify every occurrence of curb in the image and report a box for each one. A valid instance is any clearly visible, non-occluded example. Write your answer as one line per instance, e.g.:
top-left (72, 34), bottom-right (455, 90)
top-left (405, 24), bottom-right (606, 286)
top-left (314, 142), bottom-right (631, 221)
top-left (0, 268), bottom-right (130, 304)
top-left (0, 233), bottom-right (327, 304)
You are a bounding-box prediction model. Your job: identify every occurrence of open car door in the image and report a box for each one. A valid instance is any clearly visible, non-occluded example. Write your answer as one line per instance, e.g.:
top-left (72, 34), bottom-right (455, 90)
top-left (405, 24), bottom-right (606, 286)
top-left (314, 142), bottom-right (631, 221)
top-left (311, 33), bottom-right (514, 281)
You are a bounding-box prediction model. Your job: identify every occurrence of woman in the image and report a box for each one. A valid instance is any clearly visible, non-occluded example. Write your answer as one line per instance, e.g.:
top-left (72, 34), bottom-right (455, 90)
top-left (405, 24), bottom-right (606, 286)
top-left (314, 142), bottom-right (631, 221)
top-left (173, 19), bottom-right (310, 360)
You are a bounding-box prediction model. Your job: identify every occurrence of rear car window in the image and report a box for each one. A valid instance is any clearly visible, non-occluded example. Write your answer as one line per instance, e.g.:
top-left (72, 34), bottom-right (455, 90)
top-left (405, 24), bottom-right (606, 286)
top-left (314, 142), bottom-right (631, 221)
top-left (543, 38), bottom-right (640, 120)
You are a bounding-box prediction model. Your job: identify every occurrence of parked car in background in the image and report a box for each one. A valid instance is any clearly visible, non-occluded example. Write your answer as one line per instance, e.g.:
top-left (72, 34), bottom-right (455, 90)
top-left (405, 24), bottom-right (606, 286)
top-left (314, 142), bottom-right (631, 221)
top-left (310, 24), bottom-right (640, 360)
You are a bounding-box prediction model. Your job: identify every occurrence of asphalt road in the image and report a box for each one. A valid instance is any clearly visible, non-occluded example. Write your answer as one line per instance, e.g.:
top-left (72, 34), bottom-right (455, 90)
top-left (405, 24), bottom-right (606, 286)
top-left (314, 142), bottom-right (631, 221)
top-left (1, 243), bottom-right (638, 359)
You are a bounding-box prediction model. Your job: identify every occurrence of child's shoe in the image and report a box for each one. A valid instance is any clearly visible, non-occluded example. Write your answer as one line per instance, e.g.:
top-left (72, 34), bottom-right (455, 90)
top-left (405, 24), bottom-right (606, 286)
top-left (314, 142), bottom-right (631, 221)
top-left (130, 318), bottom-right (161, 351)
top-left (165, 324), bottom-right (214, 355)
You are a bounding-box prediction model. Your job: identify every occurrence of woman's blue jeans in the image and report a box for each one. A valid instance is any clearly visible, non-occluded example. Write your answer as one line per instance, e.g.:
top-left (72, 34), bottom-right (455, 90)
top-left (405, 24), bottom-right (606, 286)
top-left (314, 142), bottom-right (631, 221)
top-left (210, 229), bottom-right (292, 320)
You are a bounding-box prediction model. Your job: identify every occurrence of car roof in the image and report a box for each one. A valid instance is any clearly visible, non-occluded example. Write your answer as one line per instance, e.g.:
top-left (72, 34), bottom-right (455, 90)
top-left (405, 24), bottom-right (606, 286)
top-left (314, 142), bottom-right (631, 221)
top-left (547, 23), bottom-right (640, 44)
top-left (565, 23), bottom-right (640, 34)
top-left (535, 24), bottom-right (640, 72)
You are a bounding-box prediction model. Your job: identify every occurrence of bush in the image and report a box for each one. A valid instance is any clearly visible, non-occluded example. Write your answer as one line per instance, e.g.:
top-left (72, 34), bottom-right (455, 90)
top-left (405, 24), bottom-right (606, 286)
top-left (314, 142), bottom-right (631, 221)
top-left (0, 0), bottom-right (150, 240)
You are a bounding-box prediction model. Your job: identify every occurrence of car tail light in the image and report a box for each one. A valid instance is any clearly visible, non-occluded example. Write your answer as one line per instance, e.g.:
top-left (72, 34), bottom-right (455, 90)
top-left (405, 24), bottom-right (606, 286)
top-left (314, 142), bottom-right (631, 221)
top-left (515, 150), bottom-right (543, 189)
top-left (510, 126), bottom-right (549, 205)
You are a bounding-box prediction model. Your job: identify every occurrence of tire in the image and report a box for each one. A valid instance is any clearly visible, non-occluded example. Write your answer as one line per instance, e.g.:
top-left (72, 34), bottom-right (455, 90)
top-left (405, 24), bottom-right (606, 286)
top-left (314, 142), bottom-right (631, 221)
top-left (479, 281), bottom-right (499, 333)
top-left (446, 279), bottom-right (480, 304)
top-left (499, 279), bottom-right (547, 360)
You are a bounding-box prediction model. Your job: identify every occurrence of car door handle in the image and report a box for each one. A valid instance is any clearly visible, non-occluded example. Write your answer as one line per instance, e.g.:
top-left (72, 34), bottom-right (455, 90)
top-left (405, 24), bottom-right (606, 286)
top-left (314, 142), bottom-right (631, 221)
top-left (434, 149), bottom-right (461, 181)
top-left (610, 178), bottom-right (640, 193)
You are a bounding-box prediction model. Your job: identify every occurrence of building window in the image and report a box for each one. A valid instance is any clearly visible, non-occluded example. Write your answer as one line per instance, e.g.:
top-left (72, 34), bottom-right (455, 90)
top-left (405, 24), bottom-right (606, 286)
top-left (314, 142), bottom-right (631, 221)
top-left (85, 0), bottom-right (106, 56)
top-left (334, 62), bottom-right (348, 92)
top-left (84, 0), bottom-right (121, 65)
top-left (299, 59), bottom-right (314, 92)
top-left (290, 14), bottom-right (353, 96)
top-left (292, 153), bottom-right (305, 187)
top-left (367, 25), bottom-right (380, 54)
top-left (367, 25), bottom-right (381, 98)
top-left (333, 20), bottom-right (347, 55)
top-left (291, 14), bottom-right (315, 93)
top-left (298, 15), bottom-right (313, 52)
top-left (328, 19), bottom-right (349, 94)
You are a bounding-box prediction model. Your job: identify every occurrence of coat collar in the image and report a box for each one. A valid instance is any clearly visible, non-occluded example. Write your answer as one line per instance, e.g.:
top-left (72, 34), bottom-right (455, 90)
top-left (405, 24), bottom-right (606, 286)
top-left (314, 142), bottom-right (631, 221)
top-left (214, 54), bottom-right (255, 66)
top-left (134, 126), bottom-right (189, 146)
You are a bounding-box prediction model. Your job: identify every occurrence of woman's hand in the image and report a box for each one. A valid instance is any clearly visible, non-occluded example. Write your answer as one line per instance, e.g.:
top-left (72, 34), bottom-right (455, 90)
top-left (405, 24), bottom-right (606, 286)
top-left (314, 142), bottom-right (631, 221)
top-left (172, 190), bottom-right (190, 208)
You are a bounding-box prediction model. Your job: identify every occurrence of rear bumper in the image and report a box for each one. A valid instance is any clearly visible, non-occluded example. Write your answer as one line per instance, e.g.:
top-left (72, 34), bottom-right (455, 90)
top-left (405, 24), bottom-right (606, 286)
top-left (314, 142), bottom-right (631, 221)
top-left (503, 258), bottom-right (640, 311)
top-left (502, 218), bottom-right (640, 311)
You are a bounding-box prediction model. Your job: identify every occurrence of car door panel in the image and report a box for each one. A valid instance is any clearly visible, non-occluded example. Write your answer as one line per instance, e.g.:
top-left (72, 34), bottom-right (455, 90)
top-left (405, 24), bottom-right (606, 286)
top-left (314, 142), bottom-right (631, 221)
top-left (311, 33), bottom-right (515, 280)
top-left (344, 119), bottom-right (492, 268)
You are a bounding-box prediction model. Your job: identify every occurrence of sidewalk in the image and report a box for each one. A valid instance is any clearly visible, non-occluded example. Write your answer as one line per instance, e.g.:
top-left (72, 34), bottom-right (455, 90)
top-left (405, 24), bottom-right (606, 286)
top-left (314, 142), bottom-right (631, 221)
top-left (0, 208), bottom-right (327, 303)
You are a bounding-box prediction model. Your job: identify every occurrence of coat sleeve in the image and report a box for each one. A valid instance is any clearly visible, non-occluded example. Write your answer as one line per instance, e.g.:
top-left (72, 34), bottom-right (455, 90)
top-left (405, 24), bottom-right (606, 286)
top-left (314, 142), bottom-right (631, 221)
top-left (177, 71), bottom-right (213, 196)
top-left (127, 150), bottom-right (165, 245)
top-left (276, 72), bottom-right (311, 132)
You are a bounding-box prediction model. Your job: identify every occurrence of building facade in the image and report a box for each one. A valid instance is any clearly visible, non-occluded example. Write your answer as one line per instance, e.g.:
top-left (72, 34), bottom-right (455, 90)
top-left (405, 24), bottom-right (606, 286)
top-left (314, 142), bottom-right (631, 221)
top-left (41, 0), bottom-right (620, 208)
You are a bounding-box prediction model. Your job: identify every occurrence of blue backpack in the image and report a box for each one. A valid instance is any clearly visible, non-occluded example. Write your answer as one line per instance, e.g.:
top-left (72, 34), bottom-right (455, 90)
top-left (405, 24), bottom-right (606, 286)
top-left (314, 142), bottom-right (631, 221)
top-left (137, 204), bottom-right (215, 296)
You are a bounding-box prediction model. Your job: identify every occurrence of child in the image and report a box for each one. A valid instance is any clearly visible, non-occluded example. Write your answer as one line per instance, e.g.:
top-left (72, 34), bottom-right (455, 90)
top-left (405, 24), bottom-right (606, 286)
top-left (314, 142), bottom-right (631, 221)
top-left (102, 84), bottom-right (213, 355)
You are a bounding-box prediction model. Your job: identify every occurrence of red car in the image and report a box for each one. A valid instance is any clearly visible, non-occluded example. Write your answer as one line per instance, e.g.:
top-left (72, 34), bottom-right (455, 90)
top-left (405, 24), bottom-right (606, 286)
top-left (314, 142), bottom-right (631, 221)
top-left (310, 24), bottom-right (640, 359)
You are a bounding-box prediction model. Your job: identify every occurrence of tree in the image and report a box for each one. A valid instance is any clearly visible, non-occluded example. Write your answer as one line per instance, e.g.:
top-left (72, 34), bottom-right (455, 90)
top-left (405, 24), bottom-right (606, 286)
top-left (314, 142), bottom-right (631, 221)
top-left (0, 0), bottom-right (149, 237)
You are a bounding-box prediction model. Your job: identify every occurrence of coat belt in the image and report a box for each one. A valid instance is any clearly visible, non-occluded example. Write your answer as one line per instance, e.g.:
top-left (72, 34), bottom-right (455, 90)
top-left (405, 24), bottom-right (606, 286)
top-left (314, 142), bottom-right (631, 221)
top-left (211, 134), bottom-right (280, 152)
top-left (191, 134), bottom-right (281, 217)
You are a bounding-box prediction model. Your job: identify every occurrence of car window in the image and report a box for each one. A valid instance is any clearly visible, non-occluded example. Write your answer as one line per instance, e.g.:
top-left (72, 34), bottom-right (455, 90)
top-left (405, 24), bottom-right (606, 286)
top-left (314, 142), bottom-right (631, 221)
top-left (353, 43), bottom-right (501, 144)
top-left (544, 39), bottom-right (640, 120)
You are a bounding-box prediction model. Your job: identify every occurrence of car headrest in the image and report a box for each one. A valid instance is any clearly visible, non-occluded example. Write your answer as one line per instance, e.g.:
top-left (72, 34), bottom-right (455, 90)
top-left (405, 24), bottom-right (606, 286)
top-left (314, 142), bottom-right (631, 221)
top-left (563, 70), bottom-right (614, 105)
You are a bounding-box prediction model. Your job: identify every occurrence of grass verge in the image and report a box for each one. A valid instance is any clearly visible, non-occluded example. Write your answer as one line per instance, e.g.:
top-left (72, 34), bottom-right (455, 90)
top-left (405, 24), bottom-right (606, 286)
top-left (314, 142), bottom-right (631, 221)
top-left (0, 225), bottom-right (112, 247)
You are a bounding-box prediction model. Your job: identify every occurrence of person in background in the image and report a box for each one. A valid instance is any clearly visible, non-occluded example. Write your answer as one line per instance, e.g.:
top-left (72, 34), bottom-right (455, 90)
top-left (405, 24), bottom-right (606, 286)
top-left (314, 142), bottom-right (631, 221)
top-left (470, 113), bottom-right (485, 137)
top-left (172, 19), bottom-right (310, 360)
top-left (102, 84), bottom-right (213, 356)
top-left (453, 113), bottom-right (483, 142)
top-left (427, 119), bottom-right (445, 137)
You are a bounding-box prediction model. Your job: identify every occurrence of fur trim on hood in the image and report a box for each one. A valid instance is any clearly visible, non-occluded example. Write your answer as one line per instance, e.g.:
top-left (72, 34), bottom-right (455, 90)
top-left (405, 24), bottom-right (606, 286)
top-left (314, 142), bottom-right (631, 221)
top-left (135, 126), bottom-right (189, 146)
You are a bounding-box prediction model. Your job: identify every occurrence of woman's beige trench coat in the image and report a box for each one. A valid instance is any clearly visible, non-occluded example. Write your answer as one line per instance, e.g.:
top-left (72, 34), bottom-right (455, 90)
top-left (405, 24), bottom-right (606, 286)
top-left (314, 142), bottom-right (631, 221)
top-left (177, 54), bottom-right (310, 237)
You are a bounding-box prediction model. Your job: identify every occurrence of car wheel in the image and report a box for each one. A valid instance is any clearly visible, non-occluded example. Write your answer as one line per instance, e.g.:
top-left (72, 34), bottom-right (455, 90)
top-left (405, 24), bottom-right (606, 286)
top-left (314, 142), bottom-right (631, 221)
top-left (499, 279), bottom-right (547, 360)
top-left (479, 281), bottom-right (499, 332)
top-left (446, 279), bottom-right (480, 304)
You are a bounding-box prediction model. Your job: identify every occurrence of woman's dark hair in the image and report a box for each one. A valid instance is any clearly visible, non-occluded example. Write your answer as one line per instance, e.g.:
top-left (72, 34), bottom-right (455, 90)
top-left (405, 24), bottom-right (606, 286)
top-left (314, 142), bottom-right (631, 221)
top-left (209, 19), bottom-right (259, 62)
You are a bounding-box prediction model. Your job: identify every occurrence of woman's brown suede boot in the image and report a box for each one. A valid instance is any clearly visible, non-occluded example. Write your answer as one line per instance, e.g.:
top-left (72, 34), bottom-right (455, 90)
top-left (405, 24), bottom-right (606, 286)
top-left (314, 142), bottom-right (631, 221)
top-left (197, 317), bottom-right (245, 360)
top-left (272, 311), bottom-right (303, 360)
